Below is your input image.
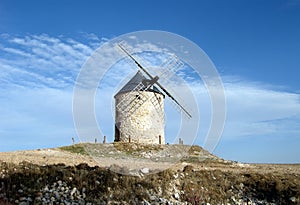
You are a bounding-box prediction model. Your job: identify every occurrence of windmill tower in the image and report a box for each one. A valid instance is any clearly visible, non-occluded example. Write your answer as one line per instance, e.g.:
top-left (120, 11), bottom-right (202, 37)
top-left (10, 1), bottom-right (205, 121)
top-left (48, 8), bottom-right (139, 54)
top-left (114, 71), bottom-right (165, 144)
top-left (114, 43), bottom-right (191, 145)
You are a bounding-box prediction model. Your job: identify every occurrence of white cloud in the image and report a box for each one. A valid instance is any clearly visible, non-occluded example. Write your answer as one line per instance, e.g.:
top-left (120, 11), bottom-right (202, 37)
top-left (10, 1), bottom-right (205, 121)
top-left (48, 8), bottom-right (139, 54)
top-left (0, 33), bottom-right (104, 89)
top-left (2, 47), bottom-right (33, 57)
top-left (0, 33), bottom-right (105, 150)
top-left (221, 80), bottom-right (300, 139)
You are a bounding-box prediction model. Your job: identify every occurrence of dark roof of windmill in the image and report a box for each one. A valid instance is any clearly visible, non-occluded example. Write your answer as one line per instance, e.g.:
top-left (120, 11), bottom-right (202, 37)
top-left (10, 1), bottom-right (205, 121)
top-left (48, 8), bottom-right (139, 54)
top-left (114, 71), bottom-right (164, 97)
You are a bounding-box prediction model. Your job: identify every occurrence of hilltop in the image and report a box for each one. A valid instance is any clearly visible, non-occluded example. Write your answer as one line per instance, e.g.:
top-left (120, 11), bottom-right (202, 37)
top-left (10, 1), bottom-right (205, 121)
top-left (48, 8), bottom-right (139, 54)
top-left (0, 143), bottom-right (299, 204)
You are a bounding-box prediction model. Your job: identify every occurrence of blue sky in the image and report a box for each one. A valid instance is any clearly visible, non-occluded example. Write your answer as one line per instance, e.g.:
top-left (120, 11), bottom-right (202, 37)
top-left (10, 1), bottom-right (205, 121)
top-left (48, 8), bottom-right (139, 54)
top-left (0, 0), bottom-right (299, 163)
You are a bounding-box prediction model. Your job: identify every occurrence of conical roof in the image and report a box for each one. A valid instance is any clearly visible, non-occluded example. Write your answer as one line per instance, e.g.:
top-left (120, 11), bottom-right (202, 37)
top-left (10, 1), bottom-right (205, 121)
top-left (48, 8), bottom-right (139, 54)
top-left (115, 71), bottom-right (164, 97)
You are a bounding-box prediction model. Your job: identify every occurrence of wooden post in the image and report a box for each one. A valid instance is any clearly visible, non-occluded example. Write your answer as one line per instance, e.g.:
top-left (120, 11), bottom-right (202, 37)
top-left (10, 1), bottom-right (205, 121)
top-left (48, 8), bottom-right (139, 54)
top-left (103, 136), bottom-right (106, 144)
top-left (129, 136), bottom-right (131, 143)
top-left (159, 135), bottom-right (162, 144)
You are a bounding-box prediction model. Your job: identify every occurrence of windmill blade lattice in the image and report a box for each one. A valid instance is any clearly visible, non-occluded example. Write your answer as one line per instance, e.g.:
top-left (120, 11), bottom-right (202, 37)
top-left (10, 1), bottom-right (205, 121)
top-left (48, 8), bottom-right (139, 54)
top-left (158, 54), bottom-right (184, 80)
top-left (116, 81), bottom-right (150, 118)
top-left (117, 41), bottom-right (184, 81)
top-left (149, 93), bottom-right (164, 119)
top-left (116, 41), bottom-right (192, 119)
top-left (154, 53), bottom-right (192, 118)
top-left (116, 41), bottom-right (160, 118)
top-left (157, 78), bottom-right (192, 119)
top-left (116, 41), bottom-right (151, 71)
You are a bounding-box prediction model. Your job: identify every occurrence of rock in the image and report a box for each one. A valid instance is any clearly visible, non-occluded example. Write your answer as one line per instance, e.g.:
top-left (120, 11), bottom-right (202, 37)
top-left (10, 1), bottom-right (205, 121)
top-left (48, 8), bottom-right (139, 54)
top-left (143, 199), bottom-right (151, 205)
top-left (44, 186), bottom-right (49, 192)
top-left (35, 197), bottom-right (41, 201)
top-left (78, 198), bottom-right (85, 205)
top-left (19, 197), bottom-right (27, 201)
top-left (173, 193), bottom-right (180, 200)
top-left (174, 179), bottom-right (180, 186)
top-left (290, 196), bottom-right (296, 202)
top-left (54, 191), bottom-right (60, 199)
top-left (159, 198), bottom-right (167, 203)
top-left (140, 167), bottom-right (150, 174)
top-left (231, 196), bottom-right (237, 203)
top-left (149, 195), bottom-right (157, 201)
top-left (57, 180), bottom-right (63, 186)
top-left (70, 187), bottom-right (77, 196)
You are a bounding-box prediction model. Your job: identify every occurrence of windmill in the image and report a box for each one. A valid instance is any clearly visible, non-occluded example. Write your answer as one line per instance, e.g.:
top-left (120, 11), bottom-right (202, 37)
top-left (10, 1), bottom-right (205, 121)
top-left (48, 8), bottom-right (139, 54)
top-left (114, 42), bottom-right (191, 144)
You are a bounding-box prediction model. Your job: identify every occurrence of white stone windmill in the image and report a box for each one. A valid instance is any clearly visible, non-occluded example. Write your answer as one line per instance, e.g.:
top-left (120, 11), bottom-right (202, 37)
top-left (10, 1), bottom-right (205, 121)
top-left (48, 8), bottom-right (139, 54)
top-left (114, 42), bottom-right (191, 144)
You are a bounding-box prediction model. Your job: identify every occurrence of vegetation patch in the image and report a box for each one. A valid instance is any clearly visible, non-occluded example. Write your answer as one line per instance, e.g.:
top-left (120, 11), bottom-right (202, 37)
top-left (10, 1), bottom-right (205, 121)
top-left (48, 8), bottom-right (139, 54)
top-left (59, 144), bottom-right (88, 155)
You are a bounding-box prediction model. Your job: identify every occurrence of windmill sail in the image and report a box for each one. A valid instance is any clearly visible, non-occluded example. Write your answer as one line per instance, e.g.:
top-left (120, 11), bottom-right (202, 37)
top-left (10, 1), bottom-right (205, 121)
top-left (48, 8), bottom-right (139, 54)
top-left (116, 72), bottom-right (155, 118)
top-left (117, 42), bottom-right (192, 118)
top-left (158, 54), bottom-right (184, 80)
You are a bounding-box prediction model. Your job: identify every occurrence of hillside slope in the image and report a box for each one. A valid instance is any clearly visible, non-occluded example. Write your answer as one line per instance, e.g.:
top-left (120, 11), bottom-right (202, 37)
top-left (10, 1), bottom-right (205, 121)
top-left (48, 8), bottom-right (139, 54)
top-left (0, 143), bottom-right (299, 204)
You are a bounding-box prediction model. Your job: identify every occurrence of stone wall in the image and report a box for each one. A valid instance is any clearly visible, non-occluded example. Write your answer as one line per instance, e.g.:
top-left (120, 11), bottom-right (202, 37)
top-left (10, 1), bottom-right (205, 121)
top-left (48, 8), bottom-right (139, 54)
top-left (115, 91), bottom-right (165, 144)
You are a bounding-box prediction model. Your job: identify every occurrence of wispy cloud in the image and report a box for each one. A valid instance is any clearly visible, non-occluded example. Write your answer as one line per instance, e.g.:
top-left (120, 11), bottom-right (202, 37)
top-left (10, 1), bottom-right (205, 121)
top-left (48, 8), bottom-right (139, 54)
top-left (222, 80), bottom-right (300, 139)
top-left (0, 33), bottom-right (104, 150)
top-left (0, 33), bottom-right (103, 89)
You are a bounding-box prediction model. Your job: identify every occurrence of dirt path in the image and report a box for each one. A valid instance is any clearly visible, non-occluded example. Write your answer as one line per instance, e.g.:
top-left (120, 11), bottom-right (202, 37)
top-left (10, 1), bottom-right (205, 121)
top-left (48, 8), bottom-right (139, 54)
top-left (0, 148), bottom-right (179, 173)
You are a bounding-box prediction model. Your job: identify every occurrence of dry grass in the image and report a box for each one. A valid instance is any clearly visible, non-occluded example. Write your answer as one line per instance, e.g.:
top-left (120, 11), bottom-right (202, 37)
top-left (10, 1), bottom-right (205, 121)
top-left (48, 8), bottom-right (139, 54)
top-left (59, 144), bottom-right (88, 155)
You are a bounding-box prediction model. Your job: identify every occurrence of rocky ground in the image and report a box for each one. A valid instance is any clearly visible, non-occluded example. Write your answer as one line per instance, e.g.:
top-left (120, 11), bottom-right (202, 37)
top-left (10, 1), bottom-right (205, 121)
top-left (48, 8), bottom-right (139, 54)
top-left (0, 143), bottom-right (299, 205)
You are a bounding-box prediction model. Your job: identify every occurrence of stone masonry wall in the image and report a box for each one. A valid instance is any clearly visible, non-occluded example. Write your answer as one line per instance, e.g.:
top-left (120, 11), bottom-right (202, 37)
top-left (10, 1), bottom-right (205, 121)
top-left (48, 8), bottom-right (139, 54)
top-left (115, 91), bottom-right (165, 144)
